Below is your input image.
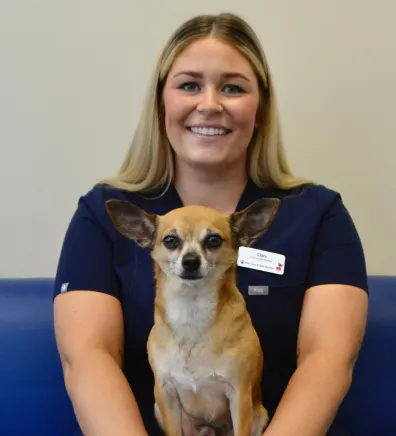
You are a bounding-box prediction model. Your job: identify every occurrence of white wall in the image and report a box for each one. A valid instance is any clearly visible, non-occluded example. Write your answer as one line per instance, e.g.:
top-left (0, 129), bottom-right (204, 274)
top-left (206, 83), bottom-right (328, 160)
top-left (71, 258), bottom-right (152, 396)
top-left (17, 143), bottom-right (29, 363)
top-left (0, 0), bottom-right (395, 277)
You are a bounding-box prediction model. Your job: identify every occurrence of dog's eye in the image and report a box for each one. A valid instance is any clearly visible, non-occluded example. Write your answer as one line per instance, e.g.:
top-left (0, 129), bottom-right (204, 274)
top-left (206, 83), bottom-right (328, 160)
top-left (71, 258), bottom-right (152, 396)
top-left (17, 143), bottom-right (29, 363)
top-left (163, 235), bottom-right (181, 250)
top-left (204, 234), bottom-right (223, 249)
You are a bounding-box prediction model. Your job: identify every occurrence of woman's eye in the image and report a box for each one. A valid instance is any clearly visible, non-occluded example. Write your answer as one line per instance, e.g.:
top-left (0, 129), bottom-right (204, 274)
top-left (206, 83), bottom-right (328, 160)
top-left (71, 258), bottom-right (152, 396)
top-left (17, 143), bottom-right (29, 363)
top-left (179, 82), bottom-right (243, 94)
top-left (223, 84), bottom-right (244, 94)
top-left (163, 235), bottom-right (181, 250)
top-left (204, 234), bottom-right (223, 249)
top-left (180, 82), bottom-right (200, 92)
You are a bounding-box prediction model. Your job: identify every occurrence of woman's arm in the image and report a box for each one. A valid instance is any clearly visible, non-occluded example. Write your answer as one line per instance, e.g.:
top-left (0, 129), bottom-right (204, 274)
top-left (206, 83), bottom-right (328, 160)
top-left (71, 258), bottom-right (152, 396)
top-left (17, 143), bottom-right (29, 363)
top-left (263, 283), bottom-right (368, 436)
top-left (54, 290), bottom-right (148, 436)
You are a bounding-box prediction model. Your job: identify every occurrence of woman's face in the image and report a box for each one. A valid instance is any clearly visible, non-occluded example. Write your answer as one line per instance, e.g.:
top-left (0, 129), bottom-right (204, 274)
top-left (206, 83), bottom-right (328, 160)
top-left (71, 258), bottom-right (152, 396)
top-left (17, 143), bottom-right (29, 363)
top-left (162, 37), bottom-right (260, 173)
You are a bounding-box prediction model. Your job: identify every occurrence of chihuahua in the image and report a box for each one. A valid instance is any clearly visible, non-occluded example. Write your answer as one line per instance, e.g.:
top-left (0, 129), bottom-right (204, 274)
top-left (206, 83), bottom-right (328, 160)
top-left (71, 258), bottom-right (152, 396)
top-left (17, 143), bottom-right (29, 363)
top-left (106, 197), bottom-right (280, 436)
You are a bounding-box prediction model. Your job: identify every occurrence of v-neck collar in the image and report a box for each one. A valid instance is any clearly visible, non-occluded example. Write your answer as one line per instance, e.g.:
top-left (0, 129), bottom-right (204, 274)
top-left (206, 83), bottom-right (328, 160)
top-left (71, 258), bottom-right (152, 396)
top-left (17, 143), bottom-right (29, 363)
top-left (161, 177), bottom-right (278, 213)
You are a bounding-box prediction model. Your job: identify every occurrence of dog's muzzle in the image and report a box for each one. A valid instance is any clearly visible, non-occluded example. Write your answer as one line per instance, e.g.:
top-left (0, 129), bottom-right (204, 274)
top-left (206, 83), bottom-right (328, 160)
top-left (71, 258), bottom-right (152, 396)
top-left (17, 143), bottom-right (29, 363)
top-left (180, 253), bottom-right (202, 280)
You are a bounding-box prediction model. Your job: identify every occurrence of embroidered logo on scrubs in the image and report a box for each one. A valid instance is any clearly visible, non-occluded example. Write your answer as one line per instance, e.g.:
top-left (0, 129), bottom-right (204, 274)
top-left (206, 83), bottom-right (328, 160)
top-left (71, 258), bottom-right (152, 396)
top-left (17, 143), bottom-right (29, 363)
top-left (60, 282), bottom-right (69, 293)
top-left (237, 247), bottom-right (285, 275)
top-left (248, 286), bottom-right (269, 296)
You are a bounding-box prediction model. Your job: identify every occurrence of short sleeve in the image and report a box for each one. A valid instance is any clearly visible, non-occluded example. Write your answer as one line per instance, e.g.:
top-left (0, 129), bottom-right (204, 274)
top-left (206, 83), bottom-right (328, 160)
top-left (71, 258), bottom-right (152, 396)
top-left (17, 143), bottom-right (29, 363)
top-left (307, 193), bottom-right (368, 293)
top-left (53, 196), bottom-right (121, 300)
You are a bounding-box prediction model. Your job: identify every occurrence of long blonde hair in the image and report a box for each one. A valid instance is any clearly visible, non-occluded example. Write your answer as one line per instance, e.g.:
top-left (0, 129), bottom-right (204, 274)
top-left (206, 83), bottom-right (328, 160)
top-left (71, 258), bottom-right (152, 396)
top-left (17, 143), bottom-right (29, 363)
top-left (100, 13), bottom-right (313, 192)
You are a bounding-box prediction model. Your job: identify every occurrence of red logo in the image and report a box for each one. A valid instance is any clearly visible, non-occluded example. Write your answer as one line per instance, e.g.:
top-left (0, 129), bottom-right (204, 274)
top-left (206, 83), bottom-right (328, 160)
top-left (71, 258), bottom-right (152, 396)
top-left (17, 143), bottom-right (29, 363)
top-left (276, 263), bottom-right (283, 271)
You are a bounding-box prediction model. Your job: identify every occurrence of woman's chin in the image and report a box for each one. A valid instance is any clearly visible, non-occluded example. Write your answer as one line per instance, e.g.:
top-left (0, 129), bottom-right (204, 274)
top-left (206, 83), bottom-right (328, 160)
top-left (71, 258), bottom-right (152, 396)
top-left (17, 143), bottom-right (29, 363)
top-left (184, 155), bottom-right (229, 169)
top-left (177, 154), bottom-right (244, 174)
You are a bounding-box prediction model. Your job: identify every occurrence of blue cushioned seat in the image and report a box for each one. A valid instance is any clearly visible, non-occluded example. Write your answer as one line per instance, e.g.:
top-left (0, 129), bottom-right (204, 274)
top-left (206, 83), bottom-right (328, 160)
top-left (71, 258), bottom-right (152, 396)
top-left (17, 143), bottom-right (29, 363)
top-left (0, 278), bottom-right (80, 435)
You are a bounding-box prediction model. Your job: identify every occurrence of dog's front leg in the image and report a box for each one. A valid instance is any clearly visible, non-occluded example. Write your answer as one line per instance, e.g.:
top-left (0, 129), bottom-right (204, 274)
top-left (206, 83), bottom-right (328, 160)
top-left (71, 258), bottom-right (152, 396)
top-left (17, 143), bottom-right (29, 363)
top-left (227, 384), bottom-right (253, 436)
top-left (154, 382), bottom-right (183, 436)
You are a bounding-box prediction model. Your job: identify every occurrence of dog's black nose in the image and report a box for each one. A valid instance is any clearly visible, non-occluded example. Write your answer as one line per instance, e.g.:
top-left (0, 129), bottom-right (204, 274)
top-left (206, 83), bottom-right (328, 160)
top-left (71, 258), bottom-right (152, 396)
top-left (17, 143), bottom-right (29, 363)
top-left (182, 253), bottom-right (201, 272)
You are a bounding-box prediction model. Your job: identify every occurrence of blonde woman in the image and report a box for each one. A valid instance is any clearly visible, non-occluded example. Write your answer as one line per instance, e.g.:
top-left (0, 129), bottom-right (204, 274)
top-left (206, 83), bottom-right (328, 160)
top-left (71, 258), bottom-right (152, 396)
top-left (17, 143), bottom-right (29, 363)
top-left (53, 13), bottom-right (368, 436)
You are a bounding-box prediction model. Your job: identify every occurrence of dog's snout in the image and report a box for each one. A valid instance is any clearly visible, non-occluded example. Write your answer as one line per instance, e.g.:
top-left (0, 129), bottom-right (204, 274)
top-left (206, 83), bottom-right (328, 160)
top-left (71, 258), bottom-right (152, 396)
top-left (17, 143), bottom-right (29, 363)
top-left (182, 253), bottom-right (201, 272)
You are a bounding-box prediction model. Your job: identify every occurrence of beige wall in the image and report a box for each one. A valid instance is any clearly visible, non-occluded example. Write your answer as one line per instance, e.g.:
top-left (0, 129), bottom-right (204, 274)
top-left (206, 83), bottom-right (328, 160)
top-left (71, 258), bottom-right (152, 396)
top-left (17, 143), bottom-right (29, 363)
top-left (0, 0), bottom-right (394, 277)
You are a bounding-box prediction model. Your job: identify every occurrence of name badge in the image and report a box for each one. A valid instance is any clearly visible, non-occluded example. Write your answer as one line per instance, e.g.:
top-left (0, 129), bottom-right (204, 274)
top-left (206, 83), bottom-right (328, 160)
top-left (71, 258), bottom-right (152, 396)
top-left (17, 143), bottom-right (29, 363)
top-left (237, 246), bottom-right (285, 275)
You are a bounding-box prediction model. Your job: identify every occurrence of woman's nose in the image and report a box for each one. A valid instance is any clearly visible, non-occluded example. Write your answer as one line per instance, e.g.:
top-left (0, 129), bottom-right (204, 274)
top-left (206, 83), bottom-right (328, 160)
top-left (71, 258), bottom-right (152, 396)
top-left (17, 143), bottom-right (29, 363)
top-left (196, 88), bottom-right (223, 114)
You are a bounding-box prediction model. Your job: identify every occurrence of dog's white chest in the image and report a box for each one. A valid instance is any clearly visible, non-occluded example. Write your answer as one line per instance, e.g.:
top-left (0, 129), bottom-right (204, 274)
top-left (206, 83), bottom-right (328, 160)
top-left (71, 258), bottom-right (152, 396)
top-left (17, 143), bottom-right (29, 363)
top-left (162, 292), bottom-right (218, 390)
top-left (165, 285), bottom-right (217, 342)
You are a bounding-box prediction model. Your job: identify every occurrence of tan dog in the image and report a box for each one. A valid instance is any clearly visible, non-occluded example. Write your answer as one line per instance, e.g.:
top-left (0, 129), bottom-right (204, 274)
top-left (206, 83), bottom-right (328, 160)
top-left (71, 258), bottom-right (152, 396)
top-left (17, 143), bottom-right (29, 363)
top-left (106, 197), bottom-right (280, 436)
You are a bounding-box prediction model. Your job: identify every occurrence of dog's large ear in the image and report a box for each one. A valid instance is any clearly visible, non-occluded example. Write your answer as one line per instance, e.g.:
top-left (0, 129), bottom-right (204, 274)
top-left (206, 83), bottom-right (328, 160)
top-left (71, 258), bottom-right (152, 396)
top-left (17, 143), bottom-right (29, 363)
top-left (230, 198), bottom-right (280, 247)
top-left (105, 199), bottom-right (157, 249)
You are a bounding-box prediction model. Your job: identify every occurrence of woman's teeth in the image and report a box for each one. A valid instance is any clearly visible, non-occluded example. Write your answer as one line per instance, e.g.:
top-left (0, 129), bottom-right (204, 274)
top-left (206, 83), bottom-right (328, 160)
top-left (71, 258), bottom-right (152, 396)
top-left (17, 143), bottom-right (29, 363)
top-left (189, 127), bottom-right (230, 136)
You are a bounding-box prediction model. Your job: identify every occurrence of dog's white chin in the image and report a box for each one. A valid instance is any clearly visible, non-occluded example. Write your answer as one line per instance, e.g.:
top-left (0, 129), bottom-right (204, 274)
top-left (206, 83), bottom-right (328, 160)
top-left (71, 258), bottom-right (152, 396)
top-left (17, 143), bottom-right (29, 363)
top-left (178, 276), bottom-right (205, 287)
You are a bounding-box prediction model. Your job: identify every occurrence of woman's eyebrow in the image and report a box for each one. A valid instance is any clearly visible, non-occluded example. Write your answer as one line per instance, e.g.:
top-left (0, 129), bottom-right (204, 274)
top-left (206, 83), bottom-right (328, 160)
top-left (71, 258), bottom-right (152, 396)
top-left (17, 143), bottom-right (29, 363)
top-left (171, 70), bottom-right (251, 82)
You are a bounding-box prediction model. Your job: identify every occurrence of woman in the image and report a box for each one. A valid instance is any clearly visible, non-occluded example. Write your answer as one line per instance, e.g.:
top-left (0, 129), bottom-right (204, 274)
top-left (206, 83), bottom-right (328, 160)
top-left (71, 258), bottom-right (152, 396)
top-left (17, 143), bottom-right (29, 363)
top-left (53, 12), bottom-right (368, 436)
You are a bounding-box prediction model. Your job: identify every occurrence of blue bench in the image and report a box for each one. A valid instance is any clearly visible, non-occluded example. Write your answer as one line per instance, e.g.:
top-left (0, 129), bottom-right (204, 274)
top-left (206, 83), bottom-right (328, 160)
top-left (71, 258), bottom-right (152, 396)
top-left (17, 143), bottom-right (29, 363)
top-left (0, 276), bottom-right (394, 435)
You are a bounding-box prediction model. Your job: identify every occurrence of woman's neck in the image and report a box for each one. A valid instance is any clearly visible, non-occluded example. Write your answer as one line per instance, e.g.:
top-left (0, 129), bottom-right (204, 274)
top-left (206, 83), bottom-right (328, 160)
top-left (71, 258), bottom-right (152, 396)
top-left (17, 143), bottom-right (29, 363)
top-left (174, 162), bottom-right (248, 214)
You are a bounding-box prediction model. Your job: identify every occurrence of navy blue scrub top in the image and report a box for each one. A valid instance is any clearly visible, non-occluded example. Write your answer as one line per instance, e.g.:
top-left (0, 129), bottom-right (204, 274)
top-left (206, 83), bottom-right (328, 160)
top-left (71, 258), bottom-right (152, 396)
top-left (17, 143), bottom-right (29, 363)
top-left (54, 178), bottom-right (368, 435)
